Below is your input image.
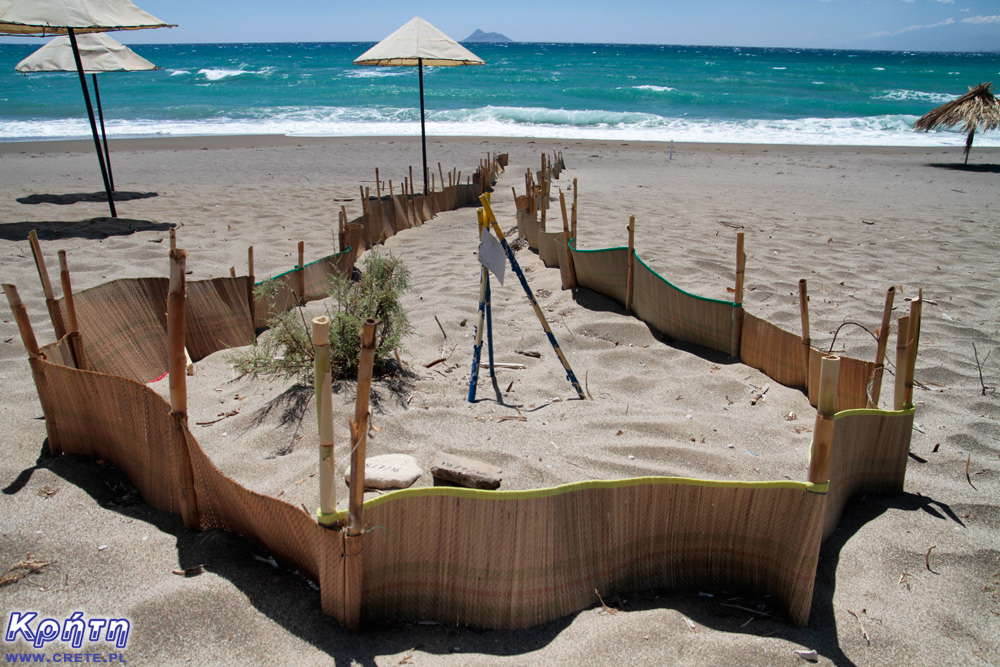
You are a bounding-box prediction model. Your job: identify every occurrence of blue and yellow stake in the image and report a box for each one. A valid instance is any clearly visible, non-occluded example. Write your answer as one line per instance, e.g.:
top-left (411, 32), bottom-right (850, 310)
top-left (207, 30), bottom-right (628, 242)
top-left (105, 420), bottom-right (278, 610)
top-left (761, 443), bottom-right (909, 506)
top-left (477, 194), bottom-right (586, 400)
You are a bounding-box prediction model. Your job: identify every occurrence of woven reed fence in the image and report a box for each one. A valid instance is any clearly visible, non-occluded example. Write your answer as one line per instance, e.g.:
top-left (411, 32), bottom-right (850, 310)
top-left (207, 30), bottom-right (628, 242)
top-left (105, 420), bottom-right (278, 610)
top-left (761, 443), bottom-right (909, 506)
top-left (5, 152), bottom-right (920, 632)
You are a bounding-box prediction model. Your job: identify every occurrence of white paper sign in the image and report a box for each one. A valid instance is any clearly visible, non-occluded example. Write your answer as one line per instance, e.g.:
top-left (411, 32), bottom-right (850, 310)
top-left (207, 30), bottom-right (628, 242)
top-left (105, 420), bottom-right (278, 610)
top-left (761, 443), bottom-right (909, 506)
top-left (478, 228), bottom-right (506, 286)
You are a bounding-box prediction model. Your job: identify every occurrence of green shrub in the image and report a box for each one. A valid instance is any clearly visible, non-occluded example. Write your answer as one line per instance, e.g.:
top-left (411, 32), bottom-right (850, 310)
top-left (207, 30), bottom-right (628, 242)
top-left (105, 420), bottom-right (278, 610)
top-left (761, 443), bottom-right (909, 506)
top-left (228, 249), bottom-right (410, 381)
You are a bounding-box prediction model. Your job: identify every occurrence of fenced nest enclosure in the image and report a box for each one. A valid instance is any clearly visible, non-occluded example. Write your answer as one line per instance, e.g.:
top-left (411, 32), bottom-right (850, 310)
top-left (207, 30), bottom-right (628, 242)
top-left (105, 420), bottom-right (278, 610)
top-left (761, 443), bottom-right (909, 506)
top-left (5, 151), bottom-right (921, 631)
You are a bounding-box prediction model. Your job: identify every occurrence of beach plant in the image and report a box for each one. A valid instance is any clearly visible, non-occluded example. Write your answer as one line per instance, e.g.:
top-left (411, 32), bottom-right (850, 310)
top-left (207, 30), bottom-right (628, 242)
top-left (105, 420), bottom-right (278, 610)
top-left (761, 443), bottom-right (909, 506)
top-left (228, 249), bottom-right (411, 382)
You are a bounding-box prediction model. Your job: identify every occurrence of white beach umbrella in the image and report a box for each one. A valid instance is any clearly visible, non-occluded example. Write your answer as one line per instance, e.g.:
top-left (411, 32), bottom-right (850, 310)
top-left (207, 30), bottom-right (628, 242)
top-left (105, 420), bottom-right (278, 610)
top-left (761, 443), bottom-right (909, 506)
top-left (0, 0), bottom-right (174, 217)
top-left (17, 32), bottom-right (158, 192)
top-left (354, 17), bottom-right (484, 195)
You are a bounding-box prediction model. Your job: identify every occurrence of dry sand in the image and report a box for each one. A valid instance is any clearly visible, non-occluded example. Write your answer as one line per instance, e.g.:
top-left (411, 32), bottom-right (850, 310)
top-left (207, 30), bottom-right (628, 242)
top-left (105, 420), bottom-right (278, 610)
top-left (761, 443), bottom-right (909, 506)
top-left (1, 135), bottom-right (998, 666)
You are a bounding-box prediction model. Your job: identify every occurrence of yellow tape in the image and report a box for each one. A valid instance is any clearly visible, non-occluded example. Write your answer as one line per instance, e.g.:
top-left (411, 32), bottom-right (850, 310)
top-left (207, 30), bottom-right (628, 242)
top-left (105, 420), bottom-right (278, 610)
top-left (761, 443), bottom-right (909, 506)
top-left (833, 405), bottom-right (915, 420)
top-left (320, 475), bottom-right (829, 523)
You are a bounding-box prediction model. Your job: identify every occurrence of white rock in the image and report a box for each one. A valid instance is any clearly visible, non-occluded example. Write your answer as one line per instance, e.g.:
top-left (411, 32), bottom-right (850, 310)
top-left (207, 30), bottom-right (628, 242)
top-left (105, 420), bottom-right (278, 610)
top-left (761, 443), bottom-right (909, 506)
top-left (344, 454), bottom-right (422, 490)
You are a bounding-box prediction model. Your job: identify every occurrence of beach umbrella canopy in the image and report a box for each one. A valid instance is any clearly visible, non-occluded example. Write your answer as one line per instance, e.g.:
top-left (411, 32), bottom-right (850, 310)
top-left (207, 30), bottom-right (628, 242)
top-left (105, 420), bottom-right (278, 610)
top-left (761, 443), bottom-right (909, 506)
top-left (16, 32), bottom-right (157, 193)
top-left (354, 17), bottom-right (484, 195)
top-left (915, 82), bottom-right (1000, 165)
top-left (16, 31), bottom-right (155, 72)
top-left (0, 0), bottom-right (173, 216)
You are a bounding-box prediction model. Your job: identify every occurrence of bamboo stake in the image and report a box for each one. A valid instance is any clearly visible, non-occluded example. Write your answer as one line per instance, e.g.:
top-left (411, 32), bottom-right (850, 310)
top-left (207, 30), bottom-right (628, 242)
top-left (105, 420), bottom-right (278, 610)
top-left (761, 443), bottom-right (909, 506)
top-left (247, 246), bottom-right (256, 327)
top-left (167, 248), bottom-right (200, 528)
top-left (799, 278), bottom-right (811, 387)
top-left (625, 215), bottom-right (636, 312)
top-left (905, 292), bottom-right (923, 408)
top-left (57, 251), bottom-right (78, 333)
top-left (571, 177), bottom-right (578, 240)
top-left (167, 249), bottom-right (188, 417)
top-left (409, 166), bottom-right (418, 224)
top-left (339, 207), bottom-right (347, 252)
top-left (297, 241), bottom-right (306, 305)
top-left (344, 318), bottom-right (376, 629)
top-left (4, 283), bottom-right (61, 454)
top-left (438, 162), bottom-right (445, 194)
top-left (348, 318), bottom-right (378, 532)
top-left (28, 231), bottom-right (67, 340)
top-left (808, 355), bottom-right (841, 484)
top-left (559, 190), bottom-right (577, 289)
top-left (868, 286), bottom-right (895, 408)
top-left (3, 284), bottom-right (40, 359)
top-left (57, 251), bottom-right (87, 370)
top-left (894, 316), bottom-right (910, 411)
top-left (734, 232), bottom-right (746, 305)
top-left (312, 316), bottom-right (337, 524)
top-left (375, 169), bottom-right (383, 232)
top-left (731, 232), bottom-right (746, 357)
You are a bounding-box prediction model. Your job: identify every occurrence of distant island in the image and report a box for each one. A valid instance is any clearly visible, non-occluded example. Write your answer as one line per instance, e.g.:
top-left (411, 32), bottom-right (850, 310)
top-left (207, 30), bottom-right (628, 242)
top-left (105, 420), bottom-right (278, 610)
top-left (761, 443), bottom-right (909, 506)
top-left (463, 29), bottom-right (512, 43)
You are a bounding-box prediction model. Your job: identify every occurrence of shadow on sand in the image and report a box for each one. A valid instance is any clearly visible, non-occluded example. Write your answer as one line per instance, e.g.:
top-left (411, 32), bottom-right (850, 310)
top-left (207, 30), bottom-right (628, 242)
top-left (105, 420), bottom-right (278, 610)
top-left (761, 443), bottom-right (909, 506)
top-left (925, 162), bottom-right (1000, 173)
top-left (17, 191), bottom-right (159, 206)
top-left (0, 217), bottom-right (174, 242)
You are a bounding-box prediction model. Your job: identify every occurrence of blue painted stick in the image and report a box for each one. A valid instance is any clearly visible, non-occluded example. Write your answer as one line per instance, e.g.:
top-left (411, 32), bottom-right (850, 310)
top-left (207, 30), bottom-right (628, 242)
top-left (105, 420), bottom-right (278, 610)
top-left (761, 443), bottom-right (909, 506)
top-left (467, 209), bottom-right (489, 402)
top-left (485, 278), bottom-right (495, 377)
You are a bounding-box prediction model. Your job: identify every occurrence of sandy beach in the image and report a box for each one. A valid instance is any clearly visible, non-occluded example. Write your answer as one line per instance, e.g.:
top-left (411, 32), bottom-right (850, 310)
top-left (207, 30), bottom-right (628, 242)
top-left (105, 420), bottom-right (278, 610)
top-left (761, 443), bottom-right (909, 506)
top-left (1, 135), bottom-right (998, 666)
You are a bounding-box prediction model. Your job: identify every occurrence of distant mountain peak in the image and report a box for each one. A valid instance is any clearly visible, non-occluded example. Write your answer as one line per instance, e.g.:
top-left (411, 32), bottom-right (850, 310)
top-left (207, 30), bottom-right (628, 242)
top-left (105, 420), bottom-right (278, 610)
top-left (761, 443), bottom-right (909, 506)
top-left (463, 29), bottom-right (512, 43)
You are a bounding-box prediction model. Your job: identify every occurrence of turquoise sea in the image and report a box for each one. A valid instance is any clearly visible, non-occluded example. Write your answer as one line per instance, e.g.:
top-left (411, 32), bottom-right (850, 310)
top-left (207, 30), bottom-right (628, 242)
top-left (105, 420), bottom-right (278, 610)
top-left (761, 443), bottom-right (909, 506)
top-left (1, 41), bottom-right (999, 146)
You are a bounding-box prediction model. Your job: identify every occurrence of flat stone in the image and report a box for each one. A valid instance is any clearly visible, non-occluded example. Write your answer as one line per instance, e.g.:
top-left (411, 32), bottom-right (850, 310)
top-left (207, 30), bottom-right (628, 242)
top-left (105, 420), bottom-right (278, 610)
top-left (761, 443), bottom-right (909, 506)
top-left (430, 451), bottom-right (502, 490)
top-left (344, 454), bottom-right (422, 490)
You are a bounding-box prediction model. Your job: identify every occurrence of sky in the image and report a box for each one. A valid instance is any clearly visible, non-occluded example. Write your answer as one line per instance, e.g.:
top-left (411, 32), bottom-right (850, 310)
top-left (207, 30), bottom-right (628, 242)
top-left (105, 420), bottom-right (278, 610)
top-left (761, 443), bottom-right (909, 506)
top-left (1, 0), bottom-right (998, 51)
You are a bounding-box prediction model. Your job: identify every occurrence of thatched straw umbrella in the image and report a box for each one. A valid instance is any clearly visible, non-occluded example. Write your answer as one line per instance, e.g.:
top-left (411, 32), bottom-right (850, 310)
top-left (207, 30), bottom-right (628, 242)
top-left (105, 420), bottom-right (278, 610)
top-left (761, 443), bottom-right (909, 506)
top-left (915, 82), bottom-right (1000, 165)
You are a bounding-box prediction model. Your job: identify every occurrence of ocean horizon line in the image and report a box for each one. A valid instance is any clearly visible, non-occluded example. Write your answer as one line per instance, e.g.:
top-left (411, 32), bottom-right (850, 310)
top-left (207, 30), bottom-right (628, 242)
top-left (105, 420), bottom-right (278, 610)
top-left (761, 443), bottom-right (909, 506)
top-left (2, 40), bottom-right (999, 56)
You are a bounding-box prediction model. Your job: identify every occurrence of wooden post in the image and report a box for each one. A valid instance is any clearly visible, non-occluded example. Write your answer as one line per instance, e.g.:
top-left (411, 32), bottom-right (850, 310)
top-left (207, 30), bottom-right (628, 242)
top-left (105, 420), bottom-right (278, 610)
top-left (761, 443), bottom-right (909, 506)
top-left (359, 186), bottom-right (367, 219)
top-left (3, 284), bottom-right (40, 360)
top-left (904, 292), bottom-right (922, 408)
top-left (868, 286), bottom-right (895, 408)
top-left (799, 278), bottom-right (811, 387)
top-left (338, 207), bottom-right (347, 252)
top-left (571, 177), bottom-right (578, 241)
top-left (4, 283), bottom-right (62, 455)
top-left (808, 355), bottom-right (841, 484)
top-left (57, 251), bottom-right (87, 370)
top-left (247, 246), bottom-right (256, 327)
top-left (559, 190), bottom-right (577, 289)
top-left (297, 241), bottom-right (306, 305)
top-left (625, 215), bottom-right (636, 312)
top-left (375, 169), bottom-right (383, 232)
top-left (169, 228), bottom-right (176, 250)
top-left (438, 162), bottom-right (445, 195)
top-left (894, 316), bottom-right (910, 411)
top-left (168, 248), bottom-right (200, 529)
top-left (408, 166), bottom-right (418, 224)
top-left (344, 318), bottom-right (377, 630)
top-left (348, 318), bottom-right (378, 532)
top-left (28, 231), bottom-right (67, 340)
top-left (312, 316), bottom-right (337, 525)
top-left (730, 232), bottom-right (746, 357)
top-left (229, 266), bottom-right (236, 278)
top-left (167, 249), bottom-right (188, 417)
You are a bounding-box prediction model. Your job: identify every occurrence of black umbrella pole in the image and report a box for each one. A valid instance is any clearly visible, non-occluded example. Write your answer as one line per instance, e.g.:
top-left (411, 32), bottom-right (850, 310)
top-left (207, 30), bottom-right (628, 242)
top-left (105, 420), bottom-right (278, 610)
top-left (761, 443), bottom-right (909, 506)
top-left (68, 29), bottom-right (116, 217)
top-left (92, 74), bottom-right (115, 192)
top-left (419, 59), bottom-right (428, 196)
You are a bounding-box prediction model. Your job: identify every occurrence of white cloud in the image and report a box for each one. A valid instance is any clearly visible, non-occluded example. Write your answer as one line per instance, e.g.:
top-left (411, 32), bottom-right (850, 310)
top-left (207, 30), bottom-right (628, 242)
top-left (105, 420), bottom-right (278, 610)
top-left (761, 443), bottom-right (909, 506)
top-left (935, 0), bottom-right (954, 5)
top-left (962, 15), bottom-right (1000, 24)
top-left (867, 16), bottom-right (958, 38)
